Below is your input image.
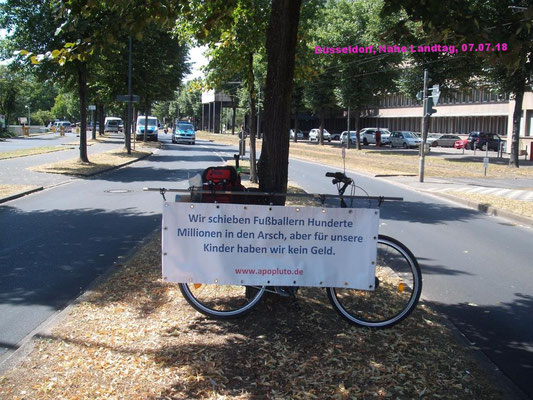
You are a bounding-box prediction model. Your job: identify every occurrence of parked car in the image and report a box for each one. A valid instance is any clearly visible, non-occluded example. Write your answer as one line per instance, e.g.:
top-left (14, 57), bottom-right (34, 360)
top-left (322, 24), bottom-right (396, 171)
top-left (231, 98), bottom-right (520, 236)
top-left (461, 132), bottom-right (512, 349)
top-left (454, 138), bottom-right (469, 149)
top-left (360, 128), bottom-right (391, 145)
top-left (54, 120), bottom-right (72, 133)
top-left (136, 115), bottom-right (159, 141)
top-left (172, 120), bottom-right (195, 144)
top-left (430, 134), bottom-right (461, 147)
top-left (340, 131), bottom-right (357, 145)
top-left (389, 131), bottom-right (422, 148)
top-left (330, 132), bottom-right (342, 141)
top-left (104, 117), bottom-right (123, 133)
top-left (425, 133), bottom-right (442, 146)
top-left (289, 129), bottom-right (304, 140)
top-left (467, 131), bottom-right (501, 151)
top-left (309, 128), bottom-right (331, 142)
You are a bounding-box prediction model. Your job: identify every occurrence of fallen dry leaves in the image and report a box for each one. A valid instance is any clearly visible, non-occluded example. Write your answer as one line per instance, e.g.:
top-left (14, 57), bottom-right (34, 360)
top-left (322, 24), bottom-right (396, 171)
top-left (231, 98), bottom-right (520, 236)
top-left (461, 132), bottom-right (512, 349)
top-left (0, 231), bottom-right (505, 399)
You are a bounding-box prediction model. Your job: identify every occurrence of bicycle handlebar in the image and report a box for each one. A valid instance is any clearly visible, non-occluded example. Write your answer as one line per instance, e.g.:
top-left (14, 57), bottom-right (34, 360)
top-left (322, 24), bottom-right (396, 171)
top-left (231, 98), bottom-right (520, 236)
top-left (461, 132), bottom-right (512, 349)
top-left (325, 171), bottom-right (352, 184)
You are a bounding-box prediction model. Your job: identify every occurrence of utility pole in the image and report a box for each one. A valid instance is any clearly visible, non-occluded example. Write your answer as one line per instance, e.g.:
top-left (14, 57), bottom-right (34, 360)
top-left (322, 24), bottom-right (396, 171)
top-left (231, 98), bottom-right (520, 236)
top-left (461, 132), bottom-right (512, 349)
top-left (126, 36), bottom-right (132, 154)
top-left (419, 69), bottom-right (429, 182)
top-left (346, 106), bottom-right (350, 149)
top-left (418, 70), bottom-right (440, 182)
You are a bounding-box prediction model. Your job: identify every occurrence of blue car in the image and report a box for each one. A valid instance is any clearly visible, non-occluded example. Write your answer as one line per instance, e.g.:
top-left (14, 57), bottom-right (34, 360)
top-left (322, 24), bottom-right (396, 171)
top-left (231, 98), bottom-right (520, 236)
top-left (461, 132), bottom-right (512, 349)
top-left (172, 121), bottom-right (196, 144)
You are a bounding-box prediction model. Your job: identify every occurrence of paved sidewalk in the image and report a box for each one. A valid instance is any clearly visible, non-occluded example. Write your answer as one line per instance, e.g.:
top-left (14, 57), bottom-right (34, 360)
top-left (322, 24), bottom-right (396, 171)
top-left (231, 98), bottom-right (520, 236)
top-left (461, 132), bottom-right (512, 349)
top-left (386, 176), bottom-right (533, 201)
top-left (379, 175), bottom-right (533, 227)
top-left (0, 132), bottom-right (141, 203)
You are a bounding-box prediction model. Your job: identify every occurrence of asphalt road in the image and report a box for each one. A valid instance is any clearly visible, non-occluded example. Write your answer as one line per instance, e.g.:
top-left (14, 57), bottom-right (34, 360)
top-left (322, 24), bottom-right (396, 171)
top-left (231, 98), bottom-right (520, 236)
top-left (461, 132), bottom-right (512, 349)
top-left (288, 158), bottom-right (533, 399)
top-left (0, 132), bottom-right (235, 364)
top-left (1, 135), bottom-right (532, 398)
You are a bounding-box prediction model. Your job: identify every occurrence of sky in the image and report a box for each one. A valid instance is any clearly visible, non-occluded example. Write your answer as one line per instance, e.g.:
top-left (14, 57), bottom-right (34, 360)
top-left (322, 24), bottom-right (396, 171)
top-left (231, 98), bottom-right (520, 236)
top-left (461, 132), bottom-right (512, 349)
top-left (186, 45), bottom-right (208, 81)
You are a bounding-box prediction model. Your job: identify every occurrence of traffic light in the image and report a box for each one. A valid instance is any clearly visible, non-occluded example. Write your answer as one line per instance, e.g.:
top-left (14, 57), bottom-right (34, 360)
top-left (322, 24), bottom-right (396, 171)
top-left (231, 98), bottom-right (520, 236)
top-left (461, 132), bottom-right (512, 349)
top-left (430, 84), bottom-right (440, 105)
top-left (423, 84), bottom-right (440, 115)
top-left (424, 96), bottom-right (437, 115)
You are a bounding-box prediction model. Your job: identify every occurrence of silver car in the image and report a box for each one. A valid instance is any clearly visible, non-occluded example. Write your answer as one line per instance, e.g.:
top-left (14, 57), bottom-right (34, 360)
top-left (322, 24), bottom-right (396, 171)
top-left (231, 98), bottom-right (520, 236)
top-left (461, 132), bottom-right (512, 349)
top-left (340, 131), bottom-right (357, 144)
top-left (389, 131), bottom-right (422, 148)
top-left (430, 134), bottom-right (461, 147)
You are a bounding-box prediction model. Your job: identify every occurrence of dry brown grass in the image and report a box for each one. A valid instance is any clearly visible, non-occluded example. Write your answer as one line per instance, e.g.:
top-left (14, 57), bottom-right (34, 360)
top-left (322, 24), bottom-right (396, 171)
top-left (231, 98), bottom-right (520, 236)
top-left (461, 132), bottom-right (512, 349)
top-left (0, 146), bottom-right (74, 160)
top-left (29, 149), bottom-right (151, 176)
top-left (0, 184), bottom-right (39, 199)
top-left (447, 191), bottom-right (533, 218)
top-left (196, 131), bottom-right (533, 179)
top-left (0, 232), bottom-right (504, 400)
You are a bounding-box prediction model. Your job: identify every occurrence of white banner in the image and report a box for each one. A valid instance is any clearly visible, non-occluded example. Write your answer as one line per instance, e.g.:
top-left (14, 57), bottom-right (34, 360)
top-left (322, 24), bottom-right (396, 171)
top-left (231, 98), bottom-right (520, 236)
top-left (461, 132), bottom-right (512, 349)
top-left (162, 203), bottom-right (379, 289)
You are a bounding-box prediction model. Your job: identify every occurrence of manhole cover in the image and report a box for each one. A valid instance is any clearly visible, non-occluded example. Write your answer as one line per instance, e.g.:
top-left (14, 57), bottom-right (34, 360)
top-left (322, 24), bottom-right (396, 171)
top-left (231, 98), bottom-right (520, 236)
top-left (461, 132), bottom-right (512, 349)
top-left (105, 189), bottom-right (132, 193)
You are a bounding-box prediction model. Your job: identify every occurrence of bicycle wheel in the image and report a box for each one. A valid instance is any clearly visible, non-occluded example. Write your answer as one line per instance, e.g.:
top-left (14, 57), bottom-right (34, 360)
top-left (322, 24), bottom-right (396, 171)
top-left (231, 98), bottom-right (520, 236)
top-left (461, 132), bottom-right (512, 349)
top-left (179, 283), bottom-right (265, 319)
top-left (327, 235), bottom-right (422, 328)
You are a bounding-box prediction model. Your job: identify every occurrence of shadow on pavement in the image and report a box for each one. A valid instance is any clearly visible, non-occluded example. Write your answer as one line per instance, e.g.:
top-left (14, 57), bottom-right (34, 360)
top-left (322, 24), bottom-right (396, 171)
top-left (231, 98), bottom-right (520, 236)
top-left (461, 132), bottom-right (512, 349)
top-left (380, 200), bottom-right (480, 224)
top-left (0, 205), bottom-right (159, 310)
top-left (429, 294), bottom-right (533, 399)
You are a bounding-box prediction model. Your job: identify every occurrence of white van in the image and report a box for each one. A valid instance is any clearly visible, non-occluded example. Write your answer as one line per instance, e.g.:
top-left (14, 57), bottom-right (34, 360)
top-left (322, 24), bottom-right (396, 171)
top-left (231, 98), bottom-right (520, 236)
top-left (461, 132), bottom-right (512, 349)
top-left (136, 116), bottom-right (158, 141)
top-left (104, 117), bottom-right (123, 133)
top-left (54, 120), bottom-right (72, 133)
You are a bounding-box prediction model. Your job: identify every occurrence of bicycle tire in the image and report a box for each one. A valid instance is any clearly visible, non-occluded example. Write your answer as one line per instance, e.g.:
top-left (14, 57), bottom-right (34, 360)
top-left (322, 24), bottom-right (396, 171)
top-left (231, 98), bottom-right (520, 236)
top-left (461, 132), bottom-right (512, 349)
top-left (327, 235), bottom-right (422, 328)
top-left (179, 283), bottom-right (265, 319)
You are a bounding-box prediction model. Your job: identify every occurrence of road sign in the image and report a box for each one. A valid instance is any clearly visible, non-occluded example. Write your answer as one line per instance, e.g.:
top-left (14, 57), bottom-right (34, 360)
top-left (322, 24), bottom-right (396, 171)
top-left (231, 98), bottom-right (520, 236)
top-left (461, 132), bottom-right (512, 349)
top-left (116, 95), bottom-right (140, 103)
top-left (88, 105), bottom-right (96, 110)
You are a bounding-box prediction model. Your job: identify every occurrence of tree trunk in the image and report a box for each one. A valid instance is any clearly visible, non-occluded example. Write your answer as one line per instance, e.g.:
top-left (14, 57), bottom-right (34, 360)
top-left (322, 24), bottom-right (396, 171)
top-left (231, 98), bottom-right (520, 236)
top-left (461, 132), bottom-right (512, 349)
top-left (247, 53), bottom-right (258, 183)
top-left (319, 110), bottom-right (324, 146)
top-left (355, 107), bottom-right (361, 150)
top-left (143, 100), bottom-right (148, 142)
top-left (257, 0), bottom-right (302, 199)
top-left (77, 62), bottom-right (89, 163)
top-left (98, 103), bottom-right (105, 136)
top-left (231, 104), bottom-right (236, 135)
top-left (91, 106), bottom-right (96, 140)
top-left (293, 115), bottom-right (299, 143)
top-left (509, 88), bottom-right (524, 168)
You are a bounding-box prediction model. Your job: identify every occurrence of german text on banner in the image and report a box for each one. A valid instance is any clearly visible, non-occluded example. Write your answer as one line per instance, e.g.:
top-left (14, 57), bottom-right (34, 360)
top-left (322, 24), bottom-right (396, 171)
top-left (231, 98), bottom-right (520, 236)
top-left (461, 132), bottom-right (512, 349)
top-left (162, 203), bottom-right (379, 290)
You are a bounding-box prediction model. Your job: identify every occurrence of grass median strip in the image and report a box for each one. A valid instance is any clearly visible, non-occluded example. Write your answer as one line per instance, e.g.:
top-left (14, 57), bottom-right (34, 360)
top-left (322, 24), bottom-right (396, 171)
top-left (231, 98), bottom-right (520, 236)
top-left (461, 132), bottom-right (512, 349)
top-left (0, 184), bottom-right (40, 199)
top-left (197, 131), bottom-right (533, 179)
top-left (0, 146), bottom-right (74, 160)
top-left (29, 148), bottom-right (151, 176)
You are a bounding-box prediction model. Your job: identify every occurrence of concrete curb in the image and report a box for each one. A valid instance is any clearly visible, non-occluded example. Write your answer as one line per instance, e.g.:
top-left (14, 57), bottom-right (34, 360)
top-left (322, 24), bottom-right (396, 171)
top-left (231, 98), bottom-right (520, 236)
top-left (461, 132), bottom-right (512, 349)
top-left (0, 187), bottom-right (44, 204)
top-left (425, 191), bottom-right (533, 228)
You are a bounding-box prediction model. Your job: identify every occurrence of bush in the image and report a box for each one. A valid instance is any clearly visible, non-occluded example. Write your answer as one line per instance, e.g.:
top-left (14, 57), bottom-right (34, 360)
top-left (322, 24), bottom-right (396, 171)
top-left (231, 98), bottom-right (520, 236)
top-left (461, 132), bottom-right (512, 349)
top-left (31, 110), bottom-right (54, 126)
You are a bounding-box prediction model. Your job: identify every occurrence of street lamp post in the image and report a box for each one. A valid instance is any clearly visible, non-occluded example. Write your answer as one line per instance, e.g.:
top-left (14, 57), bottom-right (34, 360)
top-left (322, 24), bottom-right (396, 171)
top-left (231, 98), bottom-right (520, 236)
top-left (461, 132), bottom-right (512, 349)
top-left (25, 105), bottom-right (30, 127)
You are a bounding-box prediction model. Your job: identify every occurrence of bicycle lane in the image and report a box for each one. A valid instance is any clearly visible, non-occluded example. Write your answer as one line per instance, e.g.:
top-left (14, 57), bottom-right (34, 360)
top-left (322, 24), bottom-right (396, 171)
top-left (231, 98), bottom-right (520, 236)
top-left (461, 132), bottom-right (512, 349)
top-left (288, 157), bottom-right (533, 399)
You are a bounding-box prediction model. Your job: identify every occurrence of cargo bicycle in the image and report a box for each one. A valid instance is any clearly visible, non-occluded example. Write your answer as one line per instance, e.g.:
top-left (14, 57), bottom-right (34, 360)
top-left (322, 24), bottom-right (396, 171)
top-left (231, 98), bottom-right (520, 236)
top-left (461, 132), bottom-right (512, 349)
top-left (149, 170), bottom-right (422, 328)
